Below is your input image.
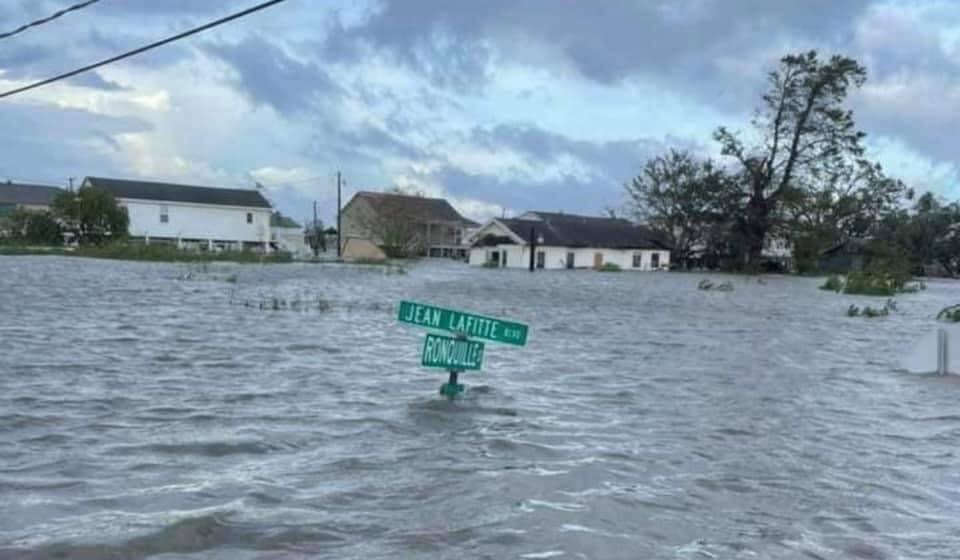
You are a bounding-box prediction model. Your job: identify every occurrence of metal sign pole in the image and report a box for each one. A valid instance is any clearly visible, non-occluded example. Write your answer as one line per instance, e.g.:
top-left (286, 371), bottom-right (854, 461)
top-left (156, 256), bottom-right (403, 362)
top-left (440, 332), bottom-right (468, 398)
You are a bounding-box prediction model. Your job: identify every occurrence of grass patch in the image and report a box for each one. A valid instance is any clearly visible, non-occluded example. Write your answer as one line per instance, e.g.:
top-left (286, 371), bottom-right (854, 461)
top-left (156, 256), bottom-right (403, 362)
top-left (0, 242), bottom-right (294, 263)
top-left (0, 245), bottom-right (69, 256)
top-left (74, 243), bottom-right (293, 263)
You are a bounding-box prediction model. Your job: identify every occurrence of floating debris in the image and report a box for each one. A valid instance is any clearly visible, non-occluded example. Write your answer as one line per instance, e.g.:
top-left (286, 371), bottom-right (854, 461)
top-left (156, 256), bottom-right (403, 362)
top-left (698, 279), bottom-right (734, 292)
top-left (847, 299), bottom-right (896, 318)
top-left (235, 294), bottom-right (333, 312)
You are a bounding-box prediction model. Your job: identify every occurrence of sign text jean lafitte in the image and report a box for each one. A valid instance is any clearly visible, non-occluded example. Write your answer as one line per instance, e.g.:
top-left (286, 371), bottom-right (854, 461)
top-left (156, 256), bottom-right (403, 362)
top-left (397, 301), bottom-right (528, 346)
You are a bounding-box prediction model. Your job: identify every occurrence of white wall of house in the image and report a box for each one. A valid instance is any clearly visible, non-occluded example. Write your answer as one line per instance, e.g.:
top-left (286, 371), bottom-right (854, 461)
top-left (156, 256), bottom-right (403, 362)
top-left (121, 198), bottom-right (272, 247)
top-left (469, 245), bottom-right (670, 270)
top-left (272, 226), bottom-right (310, 256)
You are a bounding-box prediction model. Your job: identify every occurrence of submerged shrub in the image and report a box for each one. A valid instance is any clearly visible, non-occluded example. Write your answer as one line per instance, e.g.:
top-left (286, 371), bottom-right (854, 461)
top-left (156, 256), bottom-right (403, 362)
top-left (820, 275), bottom-right (844, 292)
top-left (598, 263), bottom-right (622, 272)
top-left (937, 305), bottom-right (960, 322)
top-left (843, 271), bottom-right (898, 296)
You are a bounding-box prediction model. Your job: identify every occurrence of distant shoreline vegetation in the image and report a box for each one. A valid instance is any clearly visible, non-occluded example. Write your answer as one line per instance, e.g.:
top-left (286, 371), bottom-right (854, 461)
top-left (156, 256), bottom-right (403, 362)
top-left (0, 242), bottom-right (293, 264)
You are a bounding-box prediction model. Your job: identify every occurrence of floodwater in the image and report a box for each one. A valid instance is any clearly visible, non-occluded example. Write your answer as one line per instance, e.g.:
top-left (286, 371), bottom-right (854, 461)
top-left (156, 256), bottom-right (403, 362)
top-left (1, 256), bottom-right (959, 559)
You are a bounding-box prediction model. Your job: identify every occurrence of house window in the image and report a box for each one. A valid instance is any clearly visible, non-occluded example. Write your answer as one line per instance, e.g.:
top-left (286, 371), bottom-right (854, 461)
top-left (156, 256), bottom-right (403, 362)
top-left (651, 252), bottom-right (661, 269)
top-left (632, 253), bottom-right (642, 268)
top-left (490, 251), bottom-right (500, 266)
top-left (566, 252), bottom-right (575, 269)
top-left (246, 212), bottom-right (253, 224)
top-left (160, 205), bottom-right (169, 224)
top-left (536, 251), bottom-right (545, 269)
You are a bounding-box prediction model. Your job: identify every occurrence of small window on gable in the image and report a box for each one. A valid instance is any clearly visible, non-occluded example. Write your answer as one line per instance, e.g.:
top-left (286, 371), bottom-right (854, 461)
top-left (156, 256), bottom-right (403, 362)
top-left (160, 205), bottom-right (169, 224)
top-left (246, 212), bottom-right (253, 224)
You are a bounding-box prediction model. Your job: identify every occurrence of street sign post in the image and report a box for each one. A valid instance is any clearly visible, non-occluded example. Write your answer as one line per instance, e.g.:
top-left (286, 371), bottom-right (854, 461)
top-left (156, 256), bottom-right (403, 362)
top-left (397, 300), bottom-right (529, 398)
top-left (422, 333), bottom-right (484, 370)
top-left (397, 301), bottom-right (528, 346)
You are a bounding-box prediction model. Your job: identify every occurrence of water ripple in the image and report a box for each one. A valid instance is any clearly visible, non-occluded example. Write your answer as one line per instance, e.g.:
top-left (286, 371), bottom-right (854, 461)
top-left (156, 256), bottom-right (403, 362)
top-left (2, 258), bottom-right (960, 557)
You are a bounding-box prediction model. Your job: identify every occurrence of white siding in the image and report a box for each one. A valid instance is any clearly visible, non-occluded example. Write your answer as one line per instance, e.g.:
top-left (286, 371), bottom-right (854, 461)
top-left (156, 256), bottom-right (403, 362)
top-left (469, 245), bottom-right (670, 270)
top-left (272, 227), bottom-right (310, 256)
top-left (121, 199), bottom-right (271, 245)
top-left (468, 247), bottom-right (488, 266)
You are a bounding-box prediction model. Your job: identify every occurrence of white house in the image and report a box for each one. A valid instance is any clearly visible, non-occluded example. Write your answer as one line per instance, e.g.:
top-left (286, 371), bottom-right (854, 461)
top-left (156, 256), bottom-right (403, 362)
top-left (469, 211), bottom-right (671, 270)
top-left (270, 213), bottom-right (311, 257)
top-left (84, 176), bottom-right (273, 251)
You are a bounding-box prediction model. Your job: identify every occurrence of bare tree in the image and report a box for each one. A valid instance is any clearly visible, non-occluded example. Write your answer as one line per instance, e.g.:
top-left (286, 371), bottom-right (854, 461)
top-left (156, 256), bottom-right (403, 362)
top-left (351, 188), bottom-right (430, 258)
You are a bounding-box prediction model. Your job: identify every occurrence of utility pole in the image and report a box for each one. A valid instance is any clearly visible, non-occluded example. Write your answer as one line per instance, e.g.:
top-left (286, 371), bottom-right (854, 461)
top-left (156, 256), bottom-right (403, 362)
top-left (336, 170), bottom-right (342, 258)
top-left (312, 200), bottom-right (319, 257)
top-left (528, 227), bottom-right (537, 272)
top-left (68, 177), bottom-right (74, 190)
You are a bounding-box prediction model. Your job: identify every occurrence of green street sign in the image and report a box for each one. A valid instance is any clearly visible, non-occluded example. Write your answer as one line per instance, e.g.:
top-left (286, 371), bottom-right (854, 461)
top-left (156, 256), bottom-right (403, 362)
top-left (398, 301), bottom-right (528, 346)
top-left (422, 334), bottom-right (485, 371)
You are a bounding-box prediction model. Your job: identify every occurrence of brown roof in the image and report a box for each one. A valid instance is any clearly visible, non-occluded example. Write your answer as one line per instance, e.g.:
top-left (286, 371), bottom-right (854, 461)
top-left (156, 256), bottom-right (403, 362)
top-left (350, 191), bottom-right (477, 226)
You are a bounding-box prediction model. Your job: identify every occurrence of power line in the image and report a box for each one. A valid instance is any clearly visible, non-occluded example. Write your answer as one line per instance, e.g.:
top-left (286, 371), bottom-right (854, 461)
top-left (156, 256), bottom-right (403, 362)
top-left (0, 0), bottom-right (101, 42)
top-left (0, 0), bottom-right (288, 100)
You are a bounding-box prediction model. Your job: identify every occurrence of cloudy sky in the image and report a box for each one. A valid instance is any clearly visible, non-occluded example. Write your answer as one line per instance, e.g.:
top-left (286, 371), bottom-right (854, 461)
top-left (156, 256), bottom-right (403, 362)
top-left (0, 0), bottom-right (957, 224)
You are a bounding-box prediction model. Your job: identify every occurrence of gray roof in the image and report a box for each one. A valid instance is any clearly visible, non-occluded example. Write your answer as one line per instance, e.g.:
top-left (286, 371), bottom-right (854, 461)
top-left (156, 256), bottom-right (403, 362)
top-left (0, 182), bottom-right (64, 206)
top-left (351, 191), bottom-right (478, 226)
top-left (85, 177), bottom-right (272, 208)
top-left (496, 212), bottom-right (670, 250)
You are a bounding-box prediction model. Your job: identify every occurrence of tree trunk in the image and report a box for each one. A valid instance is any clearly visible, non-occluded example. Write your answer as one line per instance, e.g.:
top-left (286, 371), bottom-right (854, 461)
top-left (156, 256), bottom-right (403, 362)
top-left (743, 196), bottom-right (770, 273)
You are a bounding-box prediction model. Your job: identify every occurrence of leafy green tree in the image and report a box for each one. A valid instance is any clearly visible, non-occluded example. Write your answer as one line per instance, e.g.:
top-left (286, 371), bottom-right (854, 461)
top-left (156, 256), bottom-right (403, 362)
top-left (24, 210), bottom-right (63, 244)
top-left (52, 186), bottom-right (129, 245)
top-left (874, 192), bottom-right (960, 276)
top-left (2, 208), bottom-right (63, 244)
top-left (786, 159), bottom-right (909, 271)
top-left (625, 149), bottom-right (738, 268)
top-left (714, 51), bottom-right (869, 270)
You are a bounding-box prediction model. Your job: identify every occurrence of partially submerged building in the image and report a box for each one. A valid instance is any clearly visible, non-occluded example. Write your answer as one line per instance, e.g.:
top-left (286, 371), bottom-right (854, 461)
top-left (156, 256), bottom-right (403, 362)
top-left (83, 176), bottom-right (273, 251)
top-left (468, 211), bottom-right (671, 270)
top-left (340, 191), bottom-right (477, 260)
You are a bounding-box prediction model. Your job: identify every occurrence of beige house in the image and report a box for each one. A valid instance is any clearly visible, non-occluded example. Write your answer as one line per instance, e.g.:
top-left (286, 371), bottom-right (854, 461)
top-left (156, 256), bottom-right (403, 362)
top-left (340, 191), bottom-right (477, 259)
